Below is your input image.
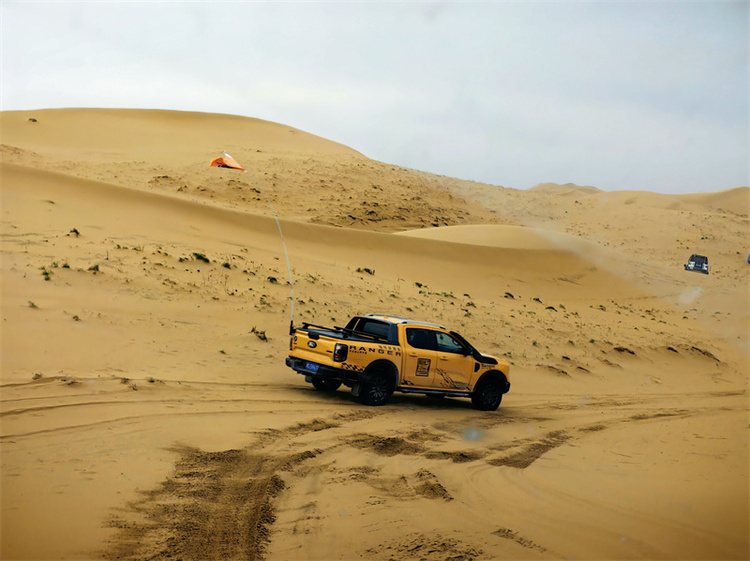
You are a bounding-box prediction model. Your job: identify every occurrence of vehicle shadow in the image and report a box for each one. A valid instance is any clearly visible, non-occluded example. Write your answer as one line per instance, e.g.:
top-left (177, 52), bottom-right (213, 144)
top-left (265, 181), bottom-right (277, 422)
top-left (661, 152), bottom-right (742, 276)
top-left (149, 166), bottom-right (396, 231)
top-left (287, 384), bottom-right (484, 411)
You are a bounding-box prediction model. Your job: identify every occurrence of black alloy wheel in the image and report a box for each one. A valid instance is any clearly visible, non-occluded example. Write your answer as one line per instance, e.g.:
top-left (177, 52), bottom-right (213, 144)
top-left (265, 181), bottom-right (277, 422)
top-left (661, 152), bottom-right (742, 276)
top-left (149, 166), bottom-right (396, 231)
top-left (471, 377), bottom-right (503, 411)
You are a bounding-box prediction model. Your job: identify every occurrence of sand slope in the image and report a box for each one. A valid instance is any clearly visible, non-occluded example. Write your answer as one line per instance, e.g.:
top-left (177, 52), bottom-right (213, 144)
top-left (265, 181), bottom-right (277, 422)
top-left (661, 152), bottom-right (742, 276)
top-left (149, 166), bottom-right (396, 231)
top-left (1, 109), bottom-right (501, 231)
top-left (1, 109), bottom-right (748, 560)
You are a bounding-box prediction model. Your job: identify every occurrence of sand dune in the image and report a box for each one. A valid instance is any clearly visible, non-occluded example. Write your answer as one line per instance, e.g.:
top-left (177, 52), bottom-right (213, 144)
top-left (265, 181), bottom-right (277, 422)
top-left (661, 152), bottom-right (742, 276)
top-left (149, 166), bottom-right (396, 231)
top-left (681, 186), bottom-right (750, 214)
top-left (528, 182), bottom-right (601, 196)
top-left (396, 223), bottom-right (600, 251)
top-left (1, 108), bottom-right (500, 232)
top-left (3, 108), bottom-right (361, 157)
top-left (1, 109), bottom-right (748, 560)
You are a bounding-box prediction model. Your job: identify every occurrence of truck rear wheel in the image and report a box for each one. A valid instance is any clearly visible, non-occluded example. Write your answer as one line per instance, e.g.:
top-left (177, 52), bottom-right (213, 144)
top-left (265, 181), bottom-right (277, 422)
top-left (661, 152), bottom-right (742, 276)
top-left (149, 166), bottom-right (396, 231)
top-left (312, 378), bottom-right (342, 392)
top-left (358, 370), bottom-right (393, 406)
top-left (471, 376), bottom-right (503, 411)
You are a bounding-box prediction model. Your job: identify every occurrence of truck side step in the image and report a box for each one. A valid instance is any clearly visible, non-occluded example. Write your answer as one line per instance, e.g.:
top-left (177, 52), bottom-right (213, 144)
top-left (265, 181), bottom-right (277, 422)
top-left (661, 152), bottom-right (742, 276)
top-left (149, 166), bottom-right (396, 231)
top-left (398, 388), bottom-right (469, 398)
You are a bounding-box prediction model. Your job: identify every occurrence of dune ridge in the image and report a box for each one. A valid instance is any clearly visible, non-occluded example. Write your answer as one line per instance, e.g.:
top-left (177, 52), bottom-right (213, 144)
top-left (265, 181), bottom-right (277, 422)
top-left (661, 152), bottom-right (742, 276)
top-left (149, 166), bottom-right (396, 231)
top-left (396, 223), bottom-right (600, 251)
top-left (1, 108), bottom-right (748, 560)
top-left (528, 182), bottom-right (601, 196)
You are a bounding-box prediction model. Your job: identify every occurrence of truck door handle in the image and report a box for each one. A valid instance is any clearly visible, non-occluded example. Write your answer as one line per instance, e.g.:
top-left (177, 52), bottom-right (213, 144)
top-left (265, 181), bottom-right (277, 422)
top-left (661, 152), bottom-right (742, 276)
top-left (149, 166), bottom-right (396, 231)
top-left (439, 356), bottom-right (449, 361)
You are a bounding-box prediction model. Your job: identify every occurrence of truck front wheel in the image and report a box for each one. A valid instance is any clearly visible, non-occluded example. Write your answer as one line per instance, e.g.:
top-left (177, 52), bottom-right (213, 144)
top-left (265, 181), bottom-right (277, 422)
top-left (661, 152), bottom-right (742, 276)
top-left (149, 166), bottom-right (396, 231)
top-left (358, 370), bottom-right (393, 406)
top-left (471, 376), bottom-right (504, 411)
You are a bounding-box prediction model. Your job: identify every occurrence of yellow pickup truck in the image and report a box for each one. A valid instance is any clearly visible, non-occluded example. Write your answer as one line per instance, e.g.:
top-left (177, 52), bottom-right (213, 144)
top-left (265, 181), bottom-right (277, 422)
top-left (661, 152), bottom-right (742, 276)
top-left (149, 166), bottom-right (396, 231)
top-left (286, 314), bottom-right (510, 410)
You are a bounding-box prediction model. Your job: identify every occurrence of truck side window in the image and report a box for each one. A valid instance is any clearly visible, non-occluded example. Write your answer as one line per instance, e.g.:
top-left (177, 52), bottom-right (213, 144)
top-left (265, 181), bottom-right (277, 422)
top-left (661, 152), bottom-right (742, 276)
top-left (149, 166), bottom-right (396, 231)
top-left (435, 332), bottom-right (465, 354)
top-left (406, 328), bottom-right (435, 350)
top-left (358, 319), bottom-right (390, 339)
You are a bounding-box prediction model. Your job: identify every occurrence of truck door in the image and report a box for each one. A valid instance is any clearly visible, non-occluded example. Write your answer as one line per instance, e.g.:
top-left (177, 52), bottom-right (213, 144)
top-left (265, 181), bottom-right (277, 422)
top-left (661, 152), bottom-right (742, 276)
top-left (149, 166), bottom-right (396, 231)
top-left (434, 331), bottom-right (473, 391)
top-left (401, 328), bottom-right (437, 388)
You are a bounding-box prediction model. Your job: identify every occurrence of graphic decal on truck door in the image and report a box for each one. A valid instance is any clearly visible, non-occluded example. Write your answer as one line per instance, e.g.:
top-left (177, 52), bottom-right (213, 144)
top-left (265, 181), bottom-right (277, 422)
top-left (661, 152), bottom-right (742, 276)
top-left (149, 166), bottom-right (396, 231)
top-left (415, 358), bottom-right (431, 377)
top-left (434, 332), bottom-right (473, 390)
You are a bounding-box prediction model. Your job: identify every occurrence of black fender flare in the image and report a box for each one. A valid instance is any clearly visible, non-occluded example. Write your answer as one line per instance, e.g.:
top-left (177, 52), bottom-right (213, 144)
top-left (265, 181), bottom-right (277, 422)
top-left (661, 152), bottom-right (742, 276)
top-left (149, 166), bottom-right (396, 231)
top-left (361, 360), bottom-right (399, 390)
top-left (474, 370), bottom-right (510, 394)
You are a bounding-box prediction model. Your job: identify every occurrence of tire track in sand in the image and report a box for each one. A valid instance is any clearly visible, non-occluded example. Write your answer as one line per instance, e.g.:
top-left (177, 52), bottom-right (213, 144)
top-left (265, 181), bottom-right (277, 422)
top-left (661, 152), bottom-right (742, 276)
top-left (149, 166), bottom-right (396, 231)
top-left (102, 410), bottom-right (378, 560)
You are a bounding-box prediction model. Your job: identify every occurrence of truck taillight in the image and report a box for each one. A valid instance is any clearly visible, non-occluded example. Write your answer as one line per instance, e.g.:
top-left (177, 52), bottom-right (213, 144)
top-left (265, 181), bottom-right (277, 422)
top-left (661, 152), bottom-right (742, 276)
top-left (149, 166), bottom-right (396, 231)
top-left (290, 335), bottom-right (297, 351)
top-left (333, 343), bottom-right (348, 362)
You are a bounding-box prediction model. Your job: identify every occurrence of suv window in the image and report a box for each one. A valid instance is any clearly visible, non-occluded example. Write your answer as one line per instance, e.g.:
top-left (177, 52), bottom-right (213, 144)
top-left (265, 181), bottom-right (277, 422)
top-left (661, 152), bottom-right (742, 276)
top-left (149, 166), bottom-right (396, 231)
top-left (406, 328), bottom-right (436, 351)
top-left (435, 331), bottom-right (465, 354)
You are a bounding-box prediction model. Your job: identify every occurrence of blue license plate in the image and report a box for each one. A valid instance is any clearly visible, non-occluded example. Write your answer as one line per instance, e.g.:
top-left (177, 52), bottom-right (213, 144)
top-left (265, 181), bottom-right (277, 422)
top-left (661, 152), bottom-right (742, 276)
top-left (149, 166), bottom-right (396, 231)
top-left (305, 361), bottom-right (320, 373)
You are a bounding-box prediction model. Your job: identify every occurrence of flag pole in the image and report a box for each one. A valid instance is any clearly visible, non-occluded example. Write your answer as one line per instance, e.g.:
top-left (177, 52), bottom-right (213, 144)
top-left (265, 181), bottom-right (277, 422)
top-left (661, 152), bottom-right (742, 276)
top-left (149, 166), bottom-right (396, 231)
top-left (213, 151), bottom-right (295, 332)
top-left (263, 192), bottom-right (295, 334)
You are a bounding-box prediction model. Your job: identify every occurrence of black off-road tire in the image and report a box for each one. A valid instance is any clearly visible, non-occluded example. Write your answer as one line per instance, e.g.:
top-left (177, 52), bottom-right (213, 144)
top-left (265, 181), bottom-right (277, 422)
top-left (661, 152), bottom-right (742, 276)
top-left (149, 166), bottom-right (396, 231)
top-left (471, 376), bottom-right (504, 411)
top-left (358, 370), bottom-right (393, 406)
top-left (311, 378), bottom-right (342, 392)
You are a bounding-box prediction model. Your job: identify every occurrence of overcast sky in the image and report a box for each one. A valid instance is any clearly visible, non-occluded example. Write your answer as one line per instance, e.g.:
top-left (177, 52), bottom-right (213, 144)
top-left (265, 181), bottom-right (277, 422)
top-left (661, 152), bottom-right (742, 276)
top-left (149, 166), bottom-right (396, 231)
top-left (2, 1), bottom-right (747, 194)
